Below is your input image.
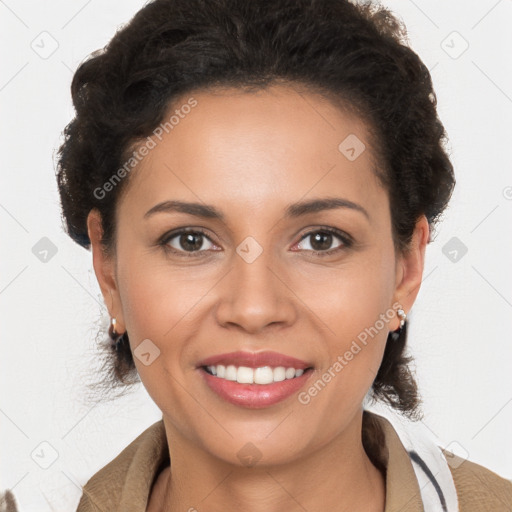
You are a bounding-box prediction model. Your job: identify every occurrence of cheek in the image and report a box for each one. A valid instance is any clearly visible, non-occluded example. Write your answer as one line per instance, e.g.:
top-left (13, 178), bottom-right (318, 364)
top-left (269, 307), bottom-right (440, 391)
top-left (115, 250), bottom-right (190, 380)
top-left (116, 254), bottom-right (205, 424)
top-left (299, 244), bottom-right (396, 402)
top-left (117, 246), bottom-right (208, 343)
top-left (115, 248), bottom-right (220, 392)
top-left (304, 246), bottom-right (396, 347)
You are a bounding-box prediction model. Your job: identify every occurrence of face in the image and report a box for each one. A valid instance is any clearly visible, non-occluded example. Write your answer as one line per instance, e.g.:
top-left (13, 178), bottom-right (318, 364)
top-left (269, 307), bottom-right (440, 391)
top-left (89, 84), bottom-right (428, 467)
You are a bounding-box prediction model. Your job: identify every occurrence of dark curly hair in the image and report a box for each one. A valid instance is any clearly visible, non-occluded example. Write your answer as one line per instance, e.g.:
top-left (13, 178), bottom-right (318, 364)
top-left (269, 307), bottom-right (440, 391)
top-left (56, 0), bottom-right (455, 423)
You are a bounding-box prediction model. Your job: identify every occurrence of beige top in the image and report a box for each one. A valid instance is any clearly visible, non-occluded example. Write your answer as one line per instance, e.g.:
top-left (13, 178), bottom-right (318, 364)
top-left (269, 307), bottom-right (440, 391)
top-left (76, 412), bottom-right (512, 511)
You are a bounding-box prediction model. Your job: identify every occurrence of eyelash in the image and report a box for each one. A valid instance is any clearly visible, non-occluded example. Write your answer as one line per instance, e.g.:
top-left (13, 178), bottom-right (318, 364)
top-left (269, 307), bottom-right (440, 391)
top-left (158, 227), bottom-right (353, 258)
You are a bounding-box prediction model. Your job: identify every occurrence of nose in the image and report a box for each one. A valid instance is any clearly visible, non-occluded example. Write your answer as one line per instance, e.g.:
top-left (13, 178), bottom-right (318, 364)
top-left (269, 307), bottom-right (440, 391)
top-left (214, 247), bottom-right (297, 335)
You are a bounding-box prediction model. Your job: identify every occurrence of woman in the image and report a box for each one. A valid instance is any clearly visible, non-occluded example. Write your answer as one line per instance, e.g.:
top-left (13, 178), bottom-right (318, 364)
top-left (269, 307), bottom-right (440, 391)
top-left (56, 0), bottom-right (512, 510)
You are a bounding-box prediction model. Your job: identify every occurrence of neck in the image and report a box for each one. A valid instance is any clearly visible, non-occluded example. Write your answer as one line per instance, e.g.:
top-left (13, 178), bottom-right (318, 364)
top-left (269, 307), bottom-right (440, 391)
top-left (156, 411), bottom-right (385, 512)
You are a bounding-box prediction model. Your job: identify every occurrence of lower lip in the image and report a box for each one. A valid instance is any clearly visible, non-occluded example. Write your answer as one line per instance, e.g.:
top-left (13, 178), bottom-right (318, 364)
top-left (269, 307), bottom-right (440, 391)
top-left (200, 368), bottom-right (312, 409)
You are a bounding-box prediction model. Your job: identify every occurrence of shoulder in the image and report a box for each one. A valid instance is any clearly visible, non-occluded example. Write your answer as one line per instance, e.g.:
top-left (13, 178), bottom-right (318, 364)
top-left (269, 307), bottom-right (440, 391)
top-left (446, 451), bottom-right (512, 511)
top-left (76, 419), bottom-right (168, 512)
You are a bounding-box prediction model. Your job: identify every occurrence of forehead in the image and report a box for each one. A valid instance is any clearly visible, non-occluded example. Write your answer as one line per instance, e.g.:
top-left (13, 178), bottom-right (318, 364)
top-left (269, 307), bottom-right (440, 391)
top-left (118, 84), bottom-right (387, 222)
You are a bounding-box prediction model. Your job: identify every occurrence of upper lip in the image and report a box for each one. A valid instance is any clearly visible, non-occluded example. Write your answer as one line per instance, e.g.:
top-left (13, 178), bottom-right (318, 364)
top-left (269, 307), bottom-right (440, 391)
top-left (197, 351), bottom-right (312, 370)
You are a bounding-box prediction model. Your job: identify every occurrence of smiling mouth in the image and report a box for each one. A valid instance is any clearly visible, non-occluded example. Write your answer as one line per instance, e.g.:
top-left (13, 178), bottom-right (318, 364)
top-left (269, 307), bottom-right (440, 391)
top-left (197, 350), bottom-right (315, 407)
top-left (202, 364), bottom-right (313, 385)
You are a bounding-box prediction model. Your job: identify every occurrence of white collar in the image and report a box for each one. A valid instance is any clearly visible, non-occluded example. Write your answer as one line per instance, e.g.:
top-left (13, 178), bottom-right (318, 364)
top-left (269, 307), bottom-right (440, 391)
top-left (365, 402), bottom-right (459, 512)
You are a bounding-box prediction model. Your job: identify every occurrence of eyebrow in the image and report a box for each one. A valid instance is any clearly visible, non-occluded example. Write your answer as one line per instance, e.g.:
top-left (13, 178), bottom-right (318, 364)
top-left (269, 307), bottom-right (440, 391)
top-left (144, 197), bottom-right (370, 221)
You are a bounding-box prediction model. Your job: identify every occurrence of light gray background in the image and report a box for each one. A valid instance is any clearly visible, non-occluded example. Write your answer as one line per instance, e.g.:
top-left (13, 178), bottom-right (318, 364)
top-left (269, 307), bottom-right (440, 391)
top-left (1, 0), bottom-right (511, 509)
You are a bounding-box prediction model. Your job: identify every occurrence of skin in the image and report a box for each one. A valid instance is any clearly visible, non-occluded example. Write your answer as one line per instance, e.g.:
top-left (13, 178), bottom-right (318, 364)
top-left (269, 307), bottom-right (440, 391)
top-left (88, 84), bottom-right (429, 512)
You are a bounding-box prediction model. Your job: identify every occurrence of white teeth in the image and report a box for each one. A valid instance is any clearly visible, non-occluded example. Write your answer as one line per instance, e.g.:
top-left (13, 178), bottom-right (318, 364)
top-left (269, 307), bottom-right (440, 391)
top-left (273, 366), bottom-right (286, 382)
top-left (206, 364), bottom-right (308, 384)
top-left (237, 366), bottom-right (254, 384)
top-left (285, 367), bottom-right (296, 379)
top-left (254, 366), bottom-right (274, 384)
top-left (225, 365), bottom-right (237, 381)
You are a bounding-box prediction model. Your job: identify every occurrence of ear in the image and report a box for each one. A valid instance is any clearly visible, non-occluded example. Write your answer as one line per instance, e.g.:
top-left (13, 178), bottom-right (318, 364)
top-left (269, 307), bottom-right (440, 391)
top-left (391, 215), bottom-right (430, 331)
top-left (87, 208), bottom-right (126, 333)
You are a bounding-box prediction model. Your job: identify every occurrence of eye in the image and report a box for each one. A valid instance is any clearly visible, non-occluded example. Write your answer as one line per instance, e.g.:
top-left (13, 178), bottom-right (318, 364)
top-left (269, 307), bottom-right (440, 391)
top-left (160, 228), bottom-right (218, 256)
top-left (159, 226), bottom-right (353, 258)
top-left (293, 228), bottom-right (352, 256)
